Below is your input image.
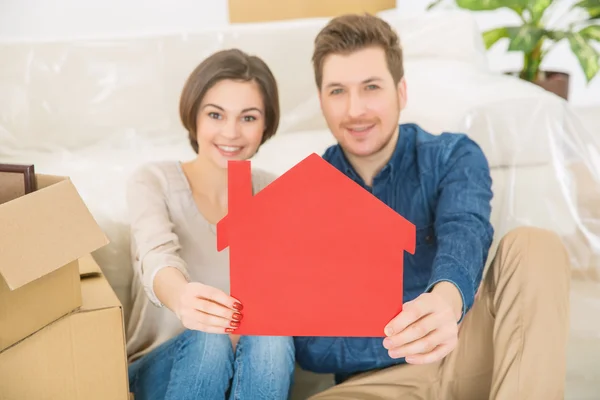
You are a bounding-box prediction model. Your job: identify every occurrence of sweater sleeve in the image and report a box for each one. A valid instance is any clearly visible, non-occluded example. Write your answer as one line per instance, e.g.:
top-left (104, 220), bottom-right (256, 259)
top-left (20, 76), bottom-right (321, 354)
top-left (126, 165), bottom-right (191, 307)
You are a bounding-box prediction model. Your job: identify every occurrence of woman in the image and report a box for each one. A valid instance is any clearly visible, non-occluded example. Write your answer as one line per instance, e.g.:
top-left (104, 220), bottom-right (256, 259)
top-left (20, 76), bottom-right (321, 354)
top-left (125, 49), bottom-right (295, 400)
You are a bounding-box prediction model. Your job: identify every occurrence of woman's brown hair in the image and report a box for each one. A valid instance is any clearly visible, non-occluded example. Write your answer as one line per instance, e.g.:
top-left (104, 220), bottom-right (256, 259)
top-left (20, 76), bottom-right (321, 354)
top-left (179, 49), bottom-right (280, 153)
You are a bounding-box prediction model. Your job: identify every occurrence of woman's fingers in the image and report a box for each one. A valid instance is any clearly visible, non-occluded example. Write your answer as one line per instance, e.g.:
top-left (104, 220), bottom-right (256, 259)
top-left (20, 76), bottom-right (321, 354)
top-left (178, 282), bottom-right (244, 334)
top-left (186, 319), bottom-right (237, 334)
top-left (193, 283), bottom-right (243, 312)
top-left (192, 297), bottom-right (243, 322)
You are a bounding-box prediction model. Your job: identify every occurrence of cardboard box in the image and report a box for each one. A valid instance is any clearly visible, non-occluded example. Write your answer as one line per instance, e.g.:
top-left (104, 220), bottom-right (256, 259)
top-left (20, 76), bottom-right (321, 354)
top-left (0, 255), bottom-right (130, 400)
top-left (0, 174), bottom-right (109, 352)
top-left (228, 0), bottom-right (396, 23)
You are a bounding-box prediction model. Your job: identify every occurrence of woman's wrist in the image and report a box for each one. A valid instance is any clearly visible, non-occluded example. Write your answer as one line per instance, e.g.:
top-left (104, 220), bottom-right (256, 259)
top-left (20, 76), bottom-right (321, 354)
top-left (153, 267), bottom-right (189, 316)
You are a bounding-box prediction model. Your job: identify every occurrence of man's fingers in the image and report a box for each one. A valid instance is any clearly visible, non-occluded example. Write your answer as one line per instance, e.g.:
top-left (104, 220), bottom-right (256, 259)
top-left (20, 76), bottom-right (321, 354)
top-left (405, 343), bottom-right (454, 365)
top-left (384, 295), bottom-right (435, 336)
top-left (383, 312), bottom-right (442, 350)
top-left (387, 325), bottom-right (453, 359)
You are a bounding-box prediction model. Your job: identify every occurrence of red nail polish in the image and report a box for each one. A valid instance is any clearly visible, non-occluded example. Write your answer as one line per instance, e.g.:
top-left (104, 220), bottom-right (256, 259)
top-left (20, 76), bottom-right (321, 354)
top-left (225, 328), bottom-right (235, 333)
top-left (230, 320), bottom-right (240, 327)
top-left (232, 312), bottom-right (243, 321)
top-left (233, 302), bottom-right (243, 311)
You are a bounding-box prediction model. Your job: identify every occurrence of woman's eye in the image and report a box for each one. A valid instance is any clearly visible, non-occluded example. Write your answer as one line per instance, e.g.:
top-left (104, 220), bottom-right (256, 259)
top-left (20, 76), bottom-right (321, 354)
top-left (208, 112), bottom-right (222, 120)
top-left (243, 115), bottom-right (257, 122)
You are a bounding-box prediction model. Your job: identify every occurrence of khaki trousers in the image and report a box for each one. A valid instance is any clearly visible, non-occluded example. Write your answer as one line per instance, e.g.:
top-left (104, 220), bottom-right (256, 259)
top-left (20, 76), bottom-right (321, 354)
top-left (309, 227), bottom-right (571, 400)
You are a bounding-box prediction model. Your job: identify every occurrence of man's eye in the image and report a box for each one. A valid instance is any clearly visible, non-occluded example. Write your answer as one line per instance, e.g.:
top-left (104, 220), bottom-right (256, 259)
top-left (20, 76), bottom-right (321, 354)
top-left (366, 84), bottom-right (379, 90)
top-left (330, 88), bottom-right (343, 95)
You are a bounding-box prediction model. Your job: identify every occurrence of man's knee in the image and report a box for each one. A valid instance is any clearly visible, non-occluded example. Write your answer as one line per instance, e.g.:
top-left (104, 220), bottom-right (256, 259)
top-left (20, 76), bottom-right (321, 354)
top-left (496, 226), bottom-right (571, 276)
top-left (501, 226), bottom-right (562, 246)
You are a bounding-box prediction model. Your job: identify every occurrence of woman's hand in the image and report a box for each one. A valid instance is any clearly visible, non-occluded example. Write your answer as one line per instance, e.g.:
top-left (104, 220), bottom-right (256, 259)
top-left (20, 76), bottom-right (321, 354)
top-left (176, 282), bottom-right (244, 334)
top-left (153, 267), bottom-right (243, 334)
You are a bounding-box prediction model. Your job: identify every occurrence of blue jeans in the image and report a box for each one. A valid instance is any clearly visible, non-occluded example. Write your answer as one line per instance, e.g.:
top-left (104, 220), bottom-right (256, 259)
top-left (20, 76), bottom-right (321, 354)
top-left (128, 330), bottom-right (295, 400)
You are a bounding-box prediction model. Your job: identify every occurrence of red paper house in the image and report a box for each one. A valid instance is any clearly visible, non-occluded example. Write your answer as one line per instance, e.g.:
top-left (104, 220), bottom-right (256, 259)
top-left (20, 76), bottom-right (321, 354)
top-left (217, 153), bottom-right (415, 337)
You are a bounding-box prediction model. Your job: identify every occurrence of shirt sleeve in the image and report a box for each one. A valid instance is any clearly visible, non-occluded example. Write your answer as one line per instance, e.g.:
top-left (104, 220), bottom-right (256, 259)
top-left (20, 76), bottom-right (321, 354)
top-left (126, 165), bottom-right (191, 307)
top-left (425, 135), bottom-right (494, 322)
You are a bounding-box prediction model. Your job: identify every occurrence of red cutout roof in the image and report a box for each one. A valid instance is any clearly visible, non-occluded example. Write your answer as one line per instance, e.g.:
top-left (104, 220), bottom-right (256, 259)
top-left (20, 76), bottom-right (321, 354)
top-left (217, 153), bottom-right (415, 337)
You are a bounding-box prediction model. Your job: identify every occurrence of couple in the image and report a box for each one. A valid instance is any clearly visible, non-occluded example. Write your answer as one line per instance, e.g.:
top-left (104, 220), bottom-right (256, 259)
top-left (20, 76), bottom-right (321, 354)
top-left (125, 13), bottom-right (571, 400)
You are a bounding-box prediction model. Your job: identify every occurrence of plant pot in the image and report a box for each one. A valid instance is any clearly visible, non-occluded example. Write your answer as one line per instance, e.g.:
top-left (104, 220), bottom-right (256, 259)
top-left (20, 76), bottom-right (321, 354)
top-left (505, 70), bottom-right (570, 100)
top-left (534, 70), bottom-right (570, 100)
top-left (514, 70), bottom-right (570, 100)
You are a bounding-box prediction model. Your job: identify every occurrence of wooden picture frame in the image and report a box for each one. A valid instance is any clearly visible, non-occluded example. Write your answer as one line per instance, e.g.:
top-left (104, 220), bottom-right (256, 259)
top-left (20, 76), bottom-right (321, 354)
top-left (0, 163), bottom-right (37, 204)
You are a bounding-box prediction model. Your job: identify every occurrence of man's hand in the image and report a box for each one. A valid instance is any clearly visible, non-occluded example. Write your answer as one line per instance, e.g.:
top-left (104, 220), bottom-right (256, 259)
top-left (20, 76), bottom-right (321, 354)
top-left (382, 282), bottom-right (463, 364)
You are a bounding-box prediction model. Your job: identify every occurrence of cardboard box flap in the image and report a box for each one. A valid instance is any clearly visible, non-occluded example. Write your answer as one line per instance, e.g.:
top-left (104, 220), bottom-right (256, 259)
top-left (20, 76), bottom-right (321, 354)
top-left (81, 269), bottom-right (122, 311)
top-left (0, 178), bottom-right (109, 290)
top-left (78, 255), bottom-right (121, 310)
top-left (78, 254), bottom-right (103, 279)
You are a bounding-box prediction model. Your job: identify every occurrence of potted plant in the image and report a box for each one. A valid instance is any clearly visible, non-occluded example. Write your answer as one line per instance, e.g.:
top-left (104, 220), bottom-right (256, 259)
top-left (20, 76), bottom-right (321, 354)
top-left (427, 0), bottom-right (600, 100)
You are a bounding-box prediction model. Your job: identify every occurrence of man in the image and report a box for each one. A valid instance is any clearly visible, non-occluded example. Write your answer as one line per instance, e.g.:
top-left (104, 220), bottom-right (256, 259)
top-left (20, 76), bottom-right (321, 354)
top-left (294, 13), bottom-right (571, 399)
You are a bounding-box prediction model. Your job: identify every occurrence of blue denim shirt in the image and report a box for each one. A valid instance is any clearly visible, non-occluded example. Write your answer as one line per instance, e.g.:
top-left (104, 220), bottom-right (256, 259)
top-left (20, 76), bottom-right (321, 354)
top-left (294, 123), bottom-right (494, 377)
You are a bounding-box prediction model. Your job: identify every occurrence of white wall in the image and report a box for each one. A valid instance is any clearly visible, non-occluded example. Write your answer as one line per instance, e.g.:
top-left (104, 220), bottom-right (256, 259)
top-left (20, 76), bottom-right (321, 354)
top-left (0, 0), bottom-right (597, 106)
top-left (0, 0), bottom-right (230, 40)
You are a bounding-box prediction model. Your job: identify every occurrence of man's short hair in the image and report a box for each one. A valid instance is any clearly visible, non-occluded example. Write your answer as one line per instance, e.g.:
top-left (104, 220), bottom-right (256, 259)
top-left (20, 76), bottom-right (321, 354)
top-left (312, 13), bottom-right (404, 90)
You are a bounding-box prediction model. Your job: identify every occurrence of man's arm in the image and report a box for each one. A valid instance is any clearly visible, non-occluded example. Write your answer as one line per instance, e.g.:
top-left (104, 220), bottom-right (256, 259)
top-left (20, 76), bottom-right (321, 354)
top-left (425, 135), bottom-right (494, 321)
top-left (383, 135), bottom-right (494, 364)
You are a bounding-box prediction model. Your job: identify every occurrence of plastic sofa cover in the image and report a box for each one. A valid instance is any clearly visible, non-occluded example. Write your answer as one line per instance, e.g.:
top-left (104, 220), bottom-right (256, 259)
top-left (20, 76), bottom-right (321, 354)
top-left (0, 9), bottom-right (598, 399)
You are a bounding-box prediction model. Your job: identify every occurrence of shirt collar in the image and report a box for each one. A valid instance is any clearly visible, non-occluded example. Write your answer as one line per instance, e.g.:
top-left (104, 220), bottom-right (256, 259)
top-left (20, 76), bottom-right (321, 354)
top-left (334, 124), bottom-right (408, 184)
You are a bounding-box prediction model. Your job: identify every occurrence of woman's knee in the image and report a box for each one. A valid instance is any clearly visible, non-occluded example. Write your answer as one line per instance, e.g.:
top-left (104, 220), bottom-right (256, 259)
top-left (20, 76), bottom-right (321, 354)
top-left (176, 329), bottom-right (234, 364)
top-left (238, 336), bottom-right (295, 370)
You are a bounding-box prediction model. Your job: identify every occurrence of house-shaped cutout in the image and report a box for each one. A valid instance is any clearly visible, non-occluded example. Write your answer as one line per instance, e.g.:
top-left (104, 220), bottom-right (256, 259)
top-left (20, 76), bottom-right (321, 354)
top-left (217, 153), bottom-right (415, 337)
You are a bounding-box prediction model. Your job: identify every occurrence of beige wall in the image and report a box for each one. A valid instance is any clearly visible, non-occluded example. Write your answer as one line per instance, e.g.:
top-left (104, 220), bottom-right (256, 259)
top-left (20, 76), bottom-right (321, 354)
top-left (228, 0), bottom-right (396, 23)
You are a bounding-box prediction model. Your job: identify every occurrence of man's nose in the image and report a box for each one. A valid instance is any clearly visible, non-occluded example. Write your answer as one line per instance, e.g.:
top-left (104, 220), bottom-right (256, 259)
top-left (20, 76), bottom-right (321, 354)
top-left (347, 91), bottom-right (366, 118)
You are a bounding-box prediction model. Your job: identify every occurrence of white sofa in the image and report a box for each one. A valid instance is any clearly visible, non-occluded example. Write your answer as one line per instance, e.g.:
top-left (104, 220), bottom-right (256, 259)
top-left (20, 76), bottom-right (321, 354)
top-left (1, 9), bottom-right (599, 399)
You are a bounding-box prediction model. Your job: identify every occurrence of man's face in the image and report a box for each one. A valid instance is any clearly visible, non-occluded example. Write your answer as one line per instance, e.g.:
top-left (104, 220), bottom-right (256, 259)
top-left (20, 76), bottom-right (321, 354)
top-left (318, 46), bottom-right (406, 159)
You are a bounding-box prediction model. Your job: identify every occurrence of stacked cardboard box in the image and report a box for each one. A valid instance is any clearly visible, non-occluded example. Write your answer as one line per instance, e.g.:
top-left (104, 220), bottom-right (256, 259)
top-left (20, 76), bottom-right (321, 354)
top-left (0, 173), bottom-right (130, 399)
top-left (228, 0), bottom-right (396, 23)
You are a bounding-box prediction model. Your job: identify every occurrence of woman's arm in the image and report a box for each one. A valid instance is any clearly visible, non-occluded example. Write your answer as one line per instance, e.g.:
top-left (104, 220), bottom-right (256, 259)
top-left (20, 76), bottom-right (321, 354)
top-left (126, 165), bottom-right (191, 308)
top-left (153, 266), bottom-right (189, 314)
top-left (126, 165), bottom-right (242, 333)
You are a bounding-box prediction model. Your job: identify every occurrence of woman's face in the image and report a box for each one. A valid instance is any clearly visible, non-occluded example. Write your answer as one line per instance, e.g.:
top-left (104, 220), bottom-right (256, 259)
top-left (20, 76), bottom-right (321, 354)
top-left (196, 79), bottom-right (266, 169)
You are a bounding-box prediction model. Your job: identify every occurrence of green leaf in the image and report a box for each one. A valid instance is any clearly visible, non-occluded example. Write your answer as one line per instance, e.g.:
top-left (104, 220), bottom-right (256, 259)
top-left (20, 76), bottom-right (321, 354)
top-left (546, 30), bottom-right (569, 41)
top-left (483, 27), bottom-right (511, 48)
top-left (587, 7), bottom-right (600, 17)
top-left (574, 0), bottom-right (600, 17)
top-left (528, 0), bottom-right (553, 22)
top-left (426, 0), bottom-right (444, 10)
top-left (456, 0), bottom-right (527, 13)
top-left (568, 32), bottom-right (600, 82)
top-left (580, 25), bottom-right (600, 41)
top-left (507, 25), bottom-right (545, 52)
top-left (575, 0), bottom-right (600, 7)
